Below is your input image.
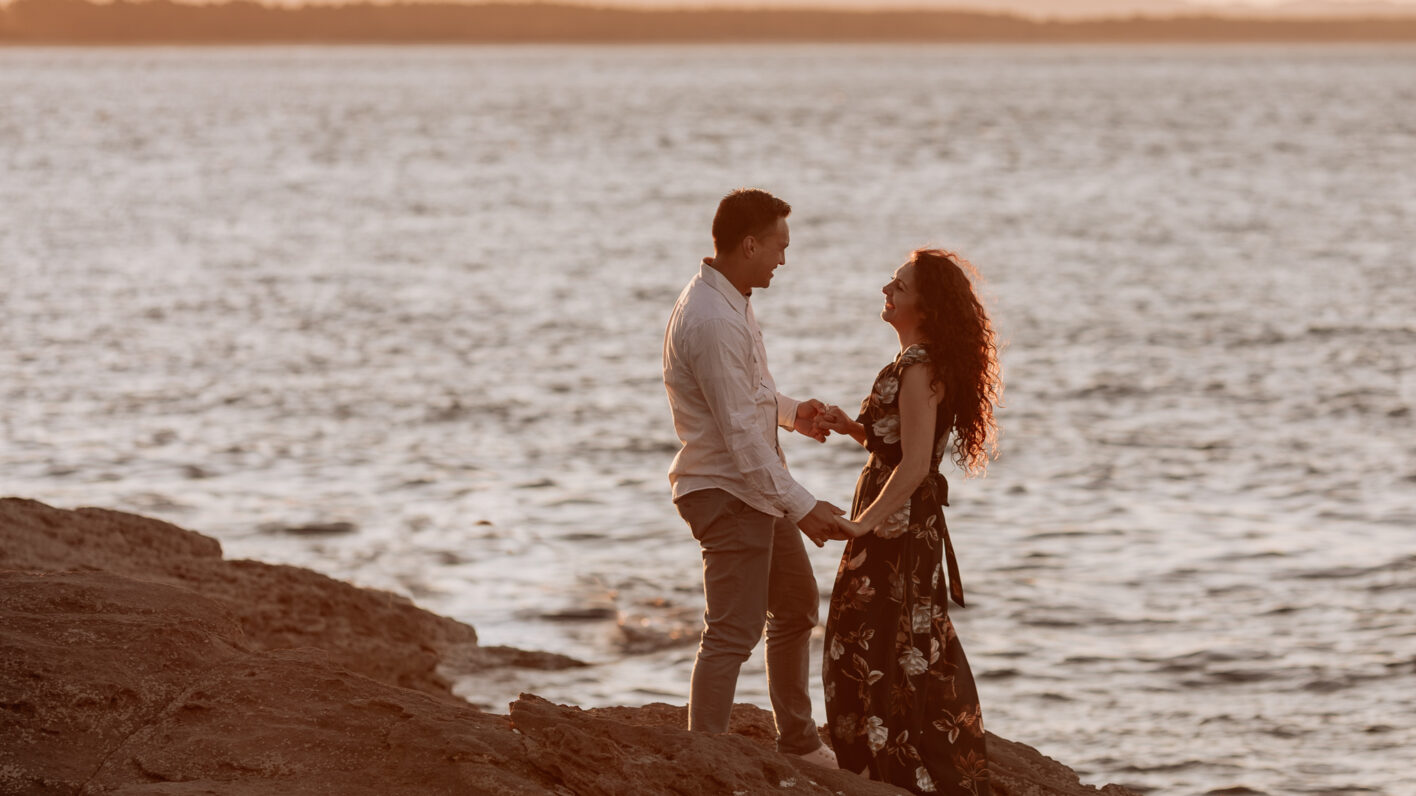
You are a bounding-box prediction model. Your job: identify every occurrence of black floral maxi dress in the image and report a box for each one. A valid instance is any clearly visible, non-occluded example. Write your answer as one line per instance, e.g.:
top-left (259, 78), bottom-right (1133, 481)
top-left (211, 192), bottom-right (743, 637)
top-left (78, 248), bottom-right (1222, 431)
top-left (823, 344), bottom-right (990, 796)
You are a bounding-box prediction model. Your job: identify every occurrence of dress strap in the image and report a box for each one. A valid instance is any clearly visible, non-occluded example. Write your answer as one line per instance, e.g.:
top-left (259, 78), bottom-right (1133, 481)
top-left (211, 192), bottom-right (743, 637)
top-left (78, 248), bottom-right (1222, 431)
top-left (897, 343), bottom-right (931, 369)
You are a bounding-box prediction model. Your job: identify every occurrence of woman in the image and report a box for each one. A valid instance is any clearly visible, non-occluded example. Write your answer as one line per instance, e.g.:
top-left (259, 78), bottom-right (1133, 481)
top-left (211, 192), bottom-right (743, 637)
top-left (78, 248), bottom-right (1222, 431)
top-left (817, 248), bottom-right (1002, 795)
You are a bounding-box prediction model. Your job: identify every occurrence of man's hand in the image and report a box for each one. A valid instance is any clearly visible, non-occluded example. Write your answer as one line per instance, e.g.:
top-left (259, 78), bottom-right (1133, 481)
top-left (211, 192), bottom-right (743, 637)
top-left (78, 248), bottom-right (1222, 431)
top-left (798, 500), bottom-right (847, 547)
top-left (794, 399), bottom-right (832, 443)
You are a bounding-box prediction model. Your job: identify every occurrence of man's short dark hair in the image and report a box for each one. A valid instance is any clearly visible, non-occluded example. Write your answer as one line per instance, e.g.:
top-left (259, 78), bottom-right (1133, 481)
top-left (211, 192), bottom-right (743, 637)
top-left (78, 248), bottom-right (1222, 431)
top-left (712, 189), bottom-right (791, 253)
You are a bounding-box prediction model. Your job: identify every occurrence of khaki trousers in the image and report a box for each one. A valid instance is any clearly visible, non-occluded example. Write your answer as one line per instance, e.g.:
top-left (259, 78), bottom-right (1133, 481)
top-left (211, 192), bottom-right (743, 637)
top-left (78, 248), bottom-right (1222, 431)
top-left (675, 488), bottom-right (822, 755)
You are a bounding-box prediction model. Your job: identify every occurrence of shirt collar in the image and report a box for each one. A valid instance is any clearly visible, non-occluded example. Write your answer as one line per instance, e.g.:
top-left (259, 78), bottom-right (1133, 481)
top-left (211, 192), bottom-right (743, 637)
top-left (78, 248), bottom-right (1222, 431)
top-left (700, 258), bottom-right (750, 314)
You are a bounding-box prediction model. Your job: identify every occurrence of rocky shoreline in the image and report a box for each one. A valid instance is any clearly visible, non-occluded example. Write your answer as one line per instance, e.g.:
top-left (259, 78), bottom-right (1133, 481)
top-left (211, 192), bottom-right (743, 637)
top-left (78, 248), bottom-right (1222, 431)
top-left (1, 497), bottom-right (1138, 795)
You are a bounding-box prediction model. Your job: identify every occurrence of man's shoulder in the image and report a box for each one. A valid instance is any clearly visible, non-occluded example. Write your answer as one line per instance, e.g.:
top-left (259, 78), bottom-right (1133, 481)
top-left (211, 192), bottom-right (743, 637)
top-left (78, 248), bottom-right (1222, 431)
top-left (671, 279), bottom-right (744, 331)
top-left (667, 293), bottom-right (749, 366)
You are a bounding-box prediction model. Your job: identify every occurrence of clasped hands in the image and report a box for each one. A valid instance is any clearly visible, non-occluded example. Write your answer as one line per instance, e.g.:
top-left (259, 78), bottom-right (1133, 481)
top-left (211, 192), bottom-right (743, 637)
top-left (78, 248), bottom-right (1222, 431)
top-left (792, 398), bottom-right (853, 443)
top-left (798, 500), bottom-right (860, 547)
top-left (792, 399), bottom-right (866, 546)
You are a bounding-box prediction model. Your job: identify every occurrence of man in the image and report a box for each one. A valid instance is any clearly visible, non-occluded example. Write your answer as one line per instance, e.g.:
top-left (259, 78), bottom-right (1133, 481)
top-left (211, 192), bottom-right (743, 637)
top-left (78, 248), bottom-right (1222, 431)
top-left (662, 188), bottom-right (845, 768)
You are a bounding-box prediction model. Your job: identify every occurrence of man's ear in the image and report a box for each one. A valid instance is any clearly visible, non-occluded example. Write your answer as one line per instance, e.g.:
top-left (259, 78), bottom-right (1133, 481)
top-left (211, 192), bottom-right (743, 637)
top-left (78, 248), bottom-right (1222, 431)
top-left (742, 235), bottom-right (757, 259)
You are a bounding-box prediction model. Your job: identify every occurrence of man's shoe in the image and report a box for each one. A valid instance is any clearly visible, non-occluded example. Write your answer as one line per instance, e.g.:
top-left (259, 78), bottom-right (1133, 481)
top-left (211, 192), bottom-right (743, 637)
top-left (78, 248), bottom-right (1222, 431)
top-left (793, 743), bottom-right (839, 769)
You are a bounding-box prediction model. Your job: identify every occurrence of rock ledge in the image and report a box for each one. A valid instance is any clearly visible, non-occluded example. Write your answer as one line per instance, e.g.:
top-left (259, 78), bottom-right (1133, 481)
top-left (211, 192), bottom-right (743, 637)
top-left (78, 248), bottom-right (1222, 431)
top-left (0, 498), bottom-right (1138, 795)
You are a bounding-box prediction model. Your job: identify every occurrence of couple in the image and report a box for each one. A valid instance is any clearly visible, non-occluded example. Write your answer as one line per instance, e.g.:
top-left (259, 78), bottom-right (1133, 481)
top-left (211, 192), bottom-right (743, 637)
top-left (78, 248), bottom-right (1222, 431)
top-left (662, 189), bottom-right (1002, 796)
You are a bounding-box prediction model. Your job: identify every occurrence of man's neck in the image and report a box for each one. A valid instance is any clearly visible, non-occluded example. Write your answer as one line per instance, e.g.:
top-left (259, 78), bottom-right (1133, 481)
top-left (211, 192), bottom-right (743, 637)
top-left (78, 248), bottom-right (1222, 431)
top-left (706, 255), bottom-right (752, 296)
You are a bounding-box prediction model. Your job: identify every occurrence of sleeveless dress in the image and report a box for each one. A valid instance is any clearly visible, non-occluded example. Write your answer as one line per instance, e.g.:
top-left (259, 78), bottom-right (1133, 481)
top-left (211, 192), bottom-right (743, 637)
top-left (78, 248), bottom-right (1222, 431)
top-left (823, 344), bottom-right (990, 796)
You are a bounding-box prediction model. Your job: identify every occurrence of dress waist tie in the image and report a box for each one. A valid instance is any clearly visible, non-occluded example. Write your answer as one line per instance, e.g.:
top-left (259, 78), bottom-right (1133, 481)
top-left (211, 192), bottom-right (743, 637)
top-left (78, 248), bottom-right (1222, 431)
top-left (924, 471), bottom-right (967, 609)
top-left (862, 457), bottom-right (967, 609)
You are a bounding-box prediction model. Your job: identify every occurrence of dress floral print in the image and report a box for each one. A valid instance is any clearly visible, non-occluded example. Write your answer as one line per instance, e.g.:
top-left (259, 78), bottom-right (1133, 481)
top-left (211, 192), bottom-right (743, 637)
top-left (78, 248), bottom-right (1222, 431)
top-left (824, 344), bottom-right (990, 795)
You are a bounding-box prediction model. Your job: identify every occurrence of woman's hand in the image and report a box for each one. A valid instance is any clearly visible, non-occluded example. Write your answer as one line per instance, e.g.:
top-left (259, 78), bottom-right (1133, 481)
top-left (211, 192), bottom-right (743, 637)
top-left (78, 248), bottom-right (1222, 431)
top-left (816, 405), bottom-right (852, 433)
top-left (817, 405), bottom-right (867, 446)
top-left (834, 517), bottom-right (868, 538)
top-left (792, 399), bottom-right (832, 443)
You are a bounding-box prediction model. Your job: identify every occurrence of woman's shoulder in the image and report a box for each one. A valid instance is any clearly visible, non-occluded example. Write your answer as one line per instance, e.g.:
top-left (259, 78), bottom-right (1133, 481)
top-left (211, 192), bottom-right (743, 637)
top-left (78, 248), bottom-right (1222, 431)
top-left (896, 343), bottom-right (931, 369)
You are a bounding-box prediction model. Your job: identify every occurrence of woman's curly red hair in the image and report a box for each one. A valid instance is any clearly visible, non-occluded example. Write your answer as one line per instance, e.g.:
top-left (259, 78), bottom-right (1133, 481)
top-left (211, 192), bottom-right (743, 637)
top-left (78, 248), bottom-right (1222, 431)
top-left (911, 248), bottom-right (1003, 477)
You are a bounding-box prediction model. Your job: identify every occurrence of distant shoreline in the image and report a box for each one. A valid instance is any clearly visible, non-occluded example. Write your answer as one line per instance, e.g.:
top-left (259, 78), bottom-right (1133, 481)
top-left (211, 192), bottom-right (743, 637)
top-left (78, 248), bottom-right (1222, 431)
top-left (3, 1), bottom-right (1416, 45)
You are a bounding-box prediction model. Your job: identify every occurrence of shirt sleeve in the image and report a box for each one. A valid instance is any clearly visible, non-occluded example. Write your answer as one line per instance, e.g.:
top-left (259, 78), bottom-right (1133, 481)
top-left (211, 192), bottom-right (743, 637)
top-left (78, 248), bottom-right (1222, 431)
top-left (689, 318), bottom-right (816, 522)
top-left (776, 392), bottom-right (800, 432)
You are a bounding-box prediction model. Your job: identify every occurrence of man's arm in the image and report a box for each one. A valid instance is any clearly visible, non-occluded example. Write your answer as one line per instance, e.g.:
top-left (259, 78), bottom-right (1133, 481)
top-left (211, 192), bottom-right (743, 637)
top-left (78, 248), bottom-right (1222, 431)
top-left (795, 398), bottom-right (832, 443)
top-left (690, 318), bottom-right (816, 522)
top-left (776, 392), bottom-right (800, 431)
top-left (691, 321), bottom-right (846, 544)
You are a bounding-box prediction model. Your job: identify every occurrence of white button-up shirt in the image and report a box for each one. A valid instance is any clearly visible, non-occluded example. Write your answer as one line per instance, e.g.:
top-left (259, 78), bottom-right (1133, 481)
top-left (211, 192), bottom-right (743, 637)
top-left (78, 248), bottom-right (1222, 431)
top-left (663, 260), bottom-right (816, 522)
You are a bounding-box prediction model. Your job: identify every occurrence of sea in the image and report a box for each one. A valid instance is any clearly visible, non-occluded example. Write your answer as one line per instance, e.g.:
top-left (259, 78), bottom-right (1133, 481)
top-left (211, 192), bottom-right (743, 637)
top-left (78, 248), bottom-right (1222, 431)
top-left (2, 44), bottom-right (1413, 795)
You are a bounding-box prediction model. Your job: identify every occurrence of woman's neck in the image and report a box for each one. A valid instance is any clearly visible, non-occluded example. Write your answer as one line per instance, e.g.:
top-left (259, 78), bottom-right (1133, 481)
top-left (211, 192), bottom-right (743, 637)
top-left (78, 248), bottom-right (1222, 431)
top-left (894, 323), bottom-right (925, 352)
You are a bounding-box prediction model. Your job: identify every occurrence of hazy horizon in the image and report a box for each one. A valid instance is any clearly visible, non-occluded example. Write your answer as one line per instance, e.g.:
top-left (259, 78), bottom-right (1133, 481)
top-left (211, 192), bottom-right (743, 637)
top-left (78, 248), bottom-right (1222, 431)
top-left (218, 0), bottom-right (1416, 16)
top-left (6, 0), bottom-right (1415, 15)
top-left (7, 0), bottom-right (1416, 45)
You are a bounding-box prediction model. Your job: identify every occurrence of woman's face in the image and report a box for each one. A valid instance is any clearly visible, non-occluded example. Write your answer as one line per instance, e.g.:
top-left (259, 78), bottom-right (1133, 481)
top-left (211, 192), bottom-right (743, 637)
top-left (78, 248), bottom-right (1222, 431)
top-left (881, 261), bottom-right (923, 331)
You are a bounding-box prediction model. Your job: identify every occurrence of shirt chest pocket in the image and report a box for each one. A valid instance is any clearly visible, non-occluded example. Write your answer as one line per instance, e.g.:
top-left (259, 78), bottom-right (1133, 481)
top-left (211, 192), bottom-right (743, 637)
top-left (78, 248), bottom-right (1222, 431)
top-left (753, 380), bottom-right (777, 430)
top-left (749, 327), bottom-right (766, 377)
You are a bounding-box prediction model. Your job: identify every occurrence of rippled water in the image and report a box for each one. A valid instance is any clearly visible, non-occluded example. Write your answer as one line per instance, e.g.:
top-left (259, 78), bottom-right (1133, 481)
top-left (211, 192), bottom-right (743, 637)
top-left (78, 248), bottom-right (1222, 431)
top-left (3, 44), bottom-right (1414, 795)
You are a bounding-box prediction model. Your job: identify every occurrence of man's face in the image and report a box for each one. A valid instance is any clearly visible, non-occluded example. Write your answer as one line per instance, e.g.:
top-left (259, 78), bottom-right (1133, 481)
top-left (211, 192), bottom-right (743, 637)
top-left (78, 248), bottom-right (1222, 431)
top-left (745, 217), bottom-right (790, 290)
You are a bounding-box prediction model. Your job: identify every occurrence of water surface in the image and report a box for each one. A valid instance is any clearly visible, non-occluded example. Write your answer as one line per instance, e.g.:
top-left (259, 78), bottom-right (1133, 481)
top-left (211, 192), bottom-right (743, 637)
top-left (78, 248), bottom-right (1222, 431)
top-left (2, 44), bottom-right (1413, 795)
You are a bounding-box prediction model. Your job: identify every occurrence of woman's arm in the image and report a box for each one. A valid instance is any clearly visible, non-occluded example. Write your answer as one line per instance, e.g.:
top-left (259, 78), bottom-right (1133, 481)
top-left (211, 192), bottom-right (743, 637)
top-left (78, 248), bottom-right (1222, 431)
top-left (841, 363), bottom-right (941, 537)
top-left (817, 404), bottom-right (868, 446)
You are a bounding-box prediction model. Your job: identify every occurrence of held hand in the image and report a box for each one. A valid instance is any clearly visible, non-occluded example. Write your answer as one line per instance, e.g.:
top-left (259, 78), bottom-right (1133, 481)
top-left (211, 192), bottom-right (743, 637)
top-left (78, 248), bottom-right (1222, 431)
top-left (798, 500), bottom-right (845, 546)
top-left (793, 399), bottom-right (831, 443)
top-left (819, 516), bottom-right (853, 541)
top-left (833, 516), bottom-right (866, 539)
top-left (815, 405), bottom-right (854, 436)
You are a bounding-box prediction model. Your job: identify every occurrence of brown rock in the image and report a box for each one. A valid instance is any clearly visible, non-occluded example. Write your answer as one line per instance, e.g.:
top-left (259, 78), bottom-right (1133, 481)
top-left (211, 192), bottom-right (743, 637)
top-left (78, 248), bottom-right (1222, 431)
top-left (512, 694), bottom-right (909, 795)
top-left (0, 570), bottom-right (556, 795)
top-left (983, 734), bottom-right (1144, 796)
top-left (0, 498), bottom-right (1141, 795)
top-left (578, 702), bottom-right (1142, 796)
top-left (0, 571), bottom-right (244, 793)
top-left (0, 497), bottom-right (582, 697)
